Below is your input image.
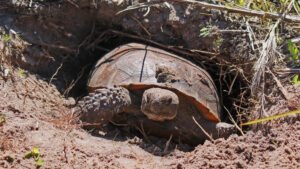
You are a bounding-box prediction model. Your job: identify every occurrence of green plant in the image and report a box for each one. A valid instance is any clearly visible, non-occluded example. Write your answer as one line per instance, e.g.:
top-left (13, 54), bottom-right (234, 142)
top-left (250, 0), bottom-right (282, 12)
top-left (25, 147), bottom-right (44, 168)
top-left (213, 38), bottom-right (224, 47)
top-left (0, 114), bottom-right (6, 124)
top-left (235, 0), bottom-right (244, 7)
top-left (295, 1), bottom-right (300, 13)
top-left (4, 34), bottom-right (11, 42)
top-left (291, 75), bottom-right (300, 85)
top-left (288, 40), bottom-right (299, 61)
top-left (18, 69), bottom-right (26, 78)
top-left (199, 26), bottom-right (212, 37)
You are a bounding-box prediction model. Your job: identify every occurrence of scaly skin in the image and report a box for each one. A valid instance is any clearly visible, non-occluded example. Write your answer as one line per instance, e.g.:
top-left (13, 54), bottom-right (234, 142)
top-left (76, 87), bottom-right (131, 126)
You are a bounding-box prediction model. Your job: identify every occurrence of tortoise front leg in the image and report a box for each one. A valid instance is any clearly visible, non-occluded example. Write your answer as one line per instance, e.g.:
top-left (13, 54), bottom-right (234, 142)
top-left (74, 87), bottom-right (132, 126)
top-left (192, 119), bottom-right (236, 141)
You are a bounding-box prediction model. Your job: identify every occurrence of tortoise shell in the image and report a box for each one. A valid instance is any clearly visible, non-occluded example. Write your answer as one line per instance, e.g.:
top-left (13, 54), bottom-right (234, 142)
top-left (88, 43), bottom-right (221, 122)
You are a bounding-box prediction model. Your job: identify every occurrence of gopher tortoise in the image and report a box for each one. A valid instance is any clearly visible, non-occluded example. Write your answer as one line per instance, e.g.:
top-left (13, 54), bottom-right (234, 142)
top-left (75, 43), bottom-right (234, 144)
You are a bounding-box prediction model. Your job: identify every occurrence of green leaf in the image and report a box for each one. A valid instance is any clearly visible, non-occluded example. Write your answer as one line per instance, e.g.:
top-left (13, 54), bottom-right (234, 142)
top-left (200, 27), bottom-right (208, 32)
top-left (25, 152), bottom-right (33, 159)
top-left (33, 147), bottom-right (40, 161)
top-left (213, 38), bottom-right (224, 47)
top-left (238, 0), bottom-right (244, 6)
top-left (36, 159), bottom-right (44, 167)
top-left (288, 40), bottom-right (299, 61)
top-left (292, 75), bottom-right (300, 85)
top-left (295, 1), bottom-right (300, 13)
top-left (200, 32), bottom-right (210, 37)
top-left (0, 114), bottom-right (6, 124)
top-left (33, 147), bottom-right (39, 156)
top-left (200, 26), bottom-right (212, 37)
top-left (18, 69), bottom-right (25, 78)
top-left (4, 34), bottom-right (11, 42)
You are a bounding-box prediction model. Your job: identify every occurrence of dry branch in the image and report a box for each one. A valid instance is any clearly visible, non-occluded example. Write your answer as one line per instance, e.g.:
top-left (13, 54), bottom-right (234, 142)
top-left (192, 116), bottom-right (214, 142)
top-left (30, 42), bottom-right (76, 54)
top-left (268, 68), bottom-right (291, 100)
top-left (224, 106), bottom-right (244, 136)
top-left (273, 68), bottom-right (300, 73)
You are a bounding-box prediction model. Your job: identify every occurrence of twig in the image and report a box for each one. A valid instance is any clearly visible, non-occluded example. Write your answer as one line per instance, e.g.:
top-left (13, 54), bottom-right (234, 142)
top-left (85, 31), bottom-right (107, 50)
top-left (218, 30), bottom-right (249, 34)
top-left (112, 130), bottom-right (120, 141)
top-left (30, 42), bottom-right (76, 54)
top-left (163, 134), bottom-right (173, 153)
top-left (223, 106), bottom-right (244, 136)
top-left (192, 116), bottom-right (214, 142)
top-left (151, 146), bottom-right (158, 155)
top-left (273, 68), bottom-right (300, 73)
top-left (66, 0), bottom-right (80, 8)
top-left (129, 15), bottom-right (151, 36)
top-left (245, 21), bottom-right (256, 52)
top-left (135, 122), bottom-right (151, 143)
top-left (244, 0), bottom-right (258, 52)
top-left (78, 21), bottom-right (96, 49)
top-left (116, 1), bottom-right (160, 15)
top-left (95, 46), bottom-right (110, 52)
top-left (291, 37), bottom-right (300, 43)
top-left (228, 70), bottom-right (238, 95)
top-left (63, 65), bottom-right (87, 96)
top-left (63, 140), bottom-right (69, 164)
top-left (49, 62), bottom-right (63, 84)
top-left (118, 0), bottom-right (300, 23)
top-left (267, 68), bottom-right (291, 100)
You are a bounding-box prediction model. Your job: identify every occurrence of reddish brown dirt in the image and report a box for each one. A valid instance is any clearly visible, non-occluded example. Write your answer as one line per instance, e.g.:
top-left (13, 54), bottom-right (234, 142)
top-left (0, 67), bottom-right (299, 169)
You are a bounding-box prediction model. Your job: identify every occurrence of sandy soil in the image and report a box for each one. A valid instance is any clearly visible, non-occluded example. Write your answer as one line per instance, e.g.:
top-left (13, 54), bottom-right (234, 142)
top-left (0, 1), bottom-right (300, 168)
top-left (0, 66), bottom-right (299, 169)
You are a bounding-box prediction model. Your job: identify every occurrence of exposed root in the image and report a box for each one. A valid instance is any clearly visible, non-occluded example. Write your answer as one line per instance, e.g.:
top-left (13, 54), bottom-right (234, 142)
top-left (49, 62), bottom-right (63, 85)
top-left (63, 65), bottom-right (88, 96)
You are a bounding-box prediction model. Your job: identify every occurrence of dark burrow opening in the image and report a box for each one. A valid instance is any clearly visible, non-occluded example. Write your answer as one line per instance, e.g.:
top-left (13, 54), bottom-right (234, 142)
top-left (7, 18), bottom-right (250, 153)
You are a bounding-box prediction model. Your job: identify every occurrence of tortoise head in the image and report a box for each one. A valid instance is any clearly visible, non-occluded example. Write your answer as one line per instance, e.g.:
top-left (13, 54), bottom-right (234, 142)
top-left (141, 88), bottom-right (179, 121)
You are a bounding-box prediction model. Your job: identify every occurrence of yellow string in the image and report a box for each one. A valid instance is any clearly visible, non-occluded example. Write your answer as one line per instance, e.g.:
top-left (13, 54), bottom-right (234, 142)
top-left (241, 109), bottom-right (300, 126)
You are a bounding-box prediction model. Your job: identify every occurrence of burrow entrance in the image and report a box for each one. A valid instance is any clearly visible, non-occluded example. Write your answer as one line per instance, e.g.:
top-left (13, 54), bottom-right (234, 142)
top-left (48, 28), bottom-right (250, 152)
